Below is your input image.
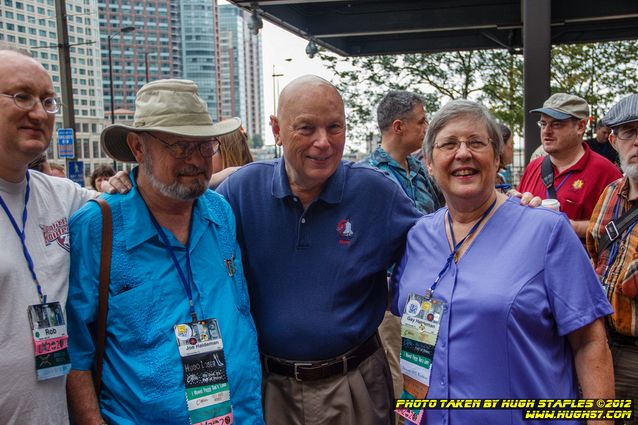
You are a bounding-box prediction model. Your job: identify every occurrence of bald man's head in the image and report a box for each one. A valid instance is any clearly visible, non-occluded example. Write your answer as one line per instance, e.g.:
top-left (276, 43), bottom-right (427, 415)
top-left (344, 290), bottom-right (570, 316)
top-left (270, 74), bottom-right (346, 194)
top-left (277, 75), bottom-right (343, 117)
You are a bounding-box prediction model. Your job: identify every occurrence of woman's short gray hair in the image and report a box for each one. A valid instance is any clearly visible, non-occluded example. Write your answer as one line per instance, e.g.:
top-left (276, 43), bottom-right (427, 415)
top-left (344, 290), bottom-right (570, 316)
top-left (424, 99), bottom-right (503, 160)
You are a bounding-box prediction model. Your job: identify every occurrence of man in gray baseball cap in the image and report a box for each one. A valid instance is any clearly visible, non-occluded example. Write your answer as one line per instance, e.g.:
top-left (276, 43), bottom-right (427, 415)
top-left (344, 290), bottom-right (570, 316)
top-left (518, 93), bottom-right (621, 238)
top-left (587, 93), bottom-right (638, 422)
top-left (66, 79), bottom-right (264, 424)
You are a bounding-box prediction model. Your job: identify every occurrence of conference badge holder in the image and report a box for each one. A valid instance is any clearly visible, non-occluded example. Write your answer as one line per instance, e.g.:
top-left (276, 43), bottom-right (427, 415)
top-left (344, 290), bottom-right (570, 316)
top-left (174, 318), bottom-right (234, 425)
top-left (395, 292), bottom-right (445, 423)
top-left (27, 301), bottom-right (72, 380)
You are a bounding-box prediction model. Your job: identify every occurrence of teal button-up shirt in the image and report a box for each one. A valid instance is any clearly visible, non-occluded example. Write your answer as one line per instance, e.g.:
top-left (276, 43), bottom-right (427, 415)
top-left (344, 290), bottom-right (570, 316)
top-left (67, 170), bottom-right (263, 425)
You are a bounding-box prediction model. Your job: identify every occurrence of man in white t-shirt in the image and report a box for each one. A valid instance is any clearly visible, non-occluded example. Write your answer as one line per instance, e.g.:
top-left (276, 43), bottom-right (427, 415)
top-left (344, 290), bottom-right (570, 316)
top-left (0, 48), bottom-right (97, 424)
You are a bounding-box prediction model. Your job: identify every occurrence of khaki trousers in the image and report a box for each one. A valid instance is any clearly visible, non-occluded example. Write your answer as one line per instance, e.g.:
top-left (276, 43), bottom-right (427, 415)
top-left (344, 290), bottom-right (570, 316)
top-left (262, 346), bottom-right (394, 425)
top-left (378, 310), bottom-right (404, 397)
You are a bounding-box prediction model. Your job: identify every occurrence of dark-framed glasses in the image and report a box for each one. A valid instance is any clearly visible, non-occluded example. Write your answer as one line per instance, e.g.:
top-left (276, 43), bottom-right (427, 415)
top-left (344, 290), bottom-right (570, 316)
top-left (537, 120), bottom-right (569, 130)
top-left (149, 133), bottom-right (220, 159)
top-left (434, 139), bottom-right (491, 153)
top-left (0, 92), bottom-right (62, 114)
top-left (615, 127), bottom-right (638, 142)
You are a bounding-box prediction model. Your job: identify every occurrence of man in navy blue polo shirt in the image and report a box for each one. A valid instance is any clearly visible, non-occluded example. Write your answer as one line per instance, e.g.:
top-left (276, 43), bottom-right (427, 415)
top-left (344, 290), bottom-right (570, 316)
top-left (217, 75), bottom-right (421, 425)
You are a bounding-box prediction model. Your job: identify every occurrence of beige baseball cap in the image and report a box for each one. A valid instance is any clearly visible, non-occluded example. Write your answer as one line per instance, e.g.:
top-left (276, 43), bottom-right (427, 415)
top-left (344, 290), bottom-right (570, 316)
top-left (530, 93), bottom-right (589, 120)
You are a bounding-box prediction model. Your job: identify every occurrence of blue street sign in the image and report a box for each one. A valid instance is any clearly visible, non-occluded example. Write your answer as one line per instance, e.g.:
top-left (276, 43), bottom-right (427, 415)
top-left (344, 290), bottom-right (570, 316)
top-left (68, 161), bottom-right (84, 187)
top-left (57, 128), bottom-right (74, 159)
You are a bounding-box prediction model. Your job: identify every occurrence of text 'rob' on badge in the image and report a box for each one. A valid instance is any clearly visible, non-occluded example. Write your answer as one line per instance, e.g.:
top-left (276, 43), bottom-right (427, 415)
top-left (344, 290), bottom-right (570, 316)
top-left (27, 301), bottom-right (72, 380)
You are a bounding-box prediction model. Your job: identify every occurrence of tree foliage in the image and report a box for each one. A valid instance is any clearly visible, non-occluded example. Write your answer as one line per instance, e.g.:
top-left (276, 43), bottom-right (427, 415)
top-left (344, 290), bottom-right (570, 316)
top-left (320, 40), bottom-right (638, 151)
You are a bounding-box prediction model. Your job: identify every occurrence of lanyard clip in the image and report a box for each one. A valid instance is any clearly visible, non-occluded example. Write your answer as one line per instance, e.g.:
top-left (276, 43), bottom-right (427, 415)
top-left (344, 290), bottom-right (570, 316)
top-left (424, 288), bottom-right (433, 300)
top-left (189, 300), bottom-right (197, 323)
top-left (224, 255), bottom-right (235, 277)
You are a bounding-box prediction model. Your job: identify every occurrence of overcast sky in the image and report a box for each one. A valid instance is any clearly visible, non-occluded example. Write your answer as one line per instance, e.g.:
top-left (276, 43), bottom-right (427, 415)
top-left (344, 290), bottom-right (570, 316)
top-left (259, 20), bottom-right (333, 145)
top-left (218, 1), bottom-right (333, 145)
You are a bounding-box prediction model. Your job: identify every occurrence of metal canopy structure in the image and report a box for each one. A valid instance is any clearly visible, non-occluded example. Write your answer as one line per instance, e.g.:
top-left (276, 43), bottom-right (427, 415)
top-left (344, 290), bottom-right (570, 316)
top-left (229, 0), bottom-right (638, 159)
top-left (231, 0), bottom-right (638, 56)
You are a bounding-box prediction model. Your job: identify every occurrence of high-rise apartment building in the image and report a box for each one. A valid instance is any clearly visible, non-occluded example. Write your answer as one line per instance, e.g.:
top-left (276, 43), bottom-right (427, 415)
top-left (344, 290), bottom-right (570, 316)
top-left (218, 6), bottom-right (246, 122)
top-left (98, 0), bottom-right (180, 113)
top-left (0, 0), bottom-right (109, 180)
top-left (244, 26), bottom-right (264, 141)
top-left (179, 0), bottom-right (222, 121)
top-left (219, 4), bottom-right (264, 142)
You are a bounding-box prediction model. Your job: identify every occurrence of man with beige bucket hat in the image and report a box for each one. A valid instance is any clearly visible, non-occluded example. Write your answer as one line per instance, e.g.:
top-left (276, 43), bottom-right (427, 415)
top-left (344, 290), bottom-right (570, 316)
top-left (66, 79), bottom-right (264, 424)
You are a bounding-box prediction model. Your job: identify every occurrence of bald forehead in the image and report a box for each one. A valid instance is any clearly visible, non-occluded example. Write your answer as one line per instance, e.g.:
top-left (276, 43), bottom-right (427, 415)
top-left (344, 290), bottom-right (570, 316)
top-left (0, 50), bottom-right (49, 78)
top-left (0, 50), bottom-right (53, 92)
top-left (0, 50), bottom-right (40, 67)
top-left (278, 75), bottom-right (343, 117)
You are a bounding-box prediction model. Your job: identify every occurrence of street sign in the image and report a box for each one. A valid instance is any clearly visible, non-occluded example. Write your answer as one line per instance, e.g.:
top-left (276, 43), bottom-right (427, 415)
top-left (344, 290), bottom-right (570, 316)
top-left (57, 128), bottom-right (74, 159)
top-left (67, 161), bottom-right (84, 187)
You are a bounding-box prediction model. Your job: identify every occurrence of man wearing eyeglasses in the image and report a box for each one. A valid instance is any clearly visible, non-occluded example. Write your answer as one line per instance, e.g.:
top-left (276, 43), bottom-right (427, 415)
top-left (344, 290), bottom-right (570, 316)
top-left (0, 48), bottom-right (99, 425)
top-left (518, 93), bottom-right (621, 237)
top-left (65, 79), bottom-right (264, 424)
top-left (587, 93), bottom-right (638, 423)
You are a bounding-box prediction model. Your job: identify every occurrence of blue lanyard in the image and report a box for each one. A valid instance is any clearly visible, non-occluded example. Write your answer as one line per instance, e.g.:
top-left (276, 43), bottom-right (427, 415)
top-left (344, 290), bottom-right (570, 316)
top-left (427, 198), bottom-right (497, 298)
top-left (546, 171), bottom-right (573, 198)
top-left (148, 212), bottom-right (198, 322)
top-left (0, 171), bottom-right (46, 303)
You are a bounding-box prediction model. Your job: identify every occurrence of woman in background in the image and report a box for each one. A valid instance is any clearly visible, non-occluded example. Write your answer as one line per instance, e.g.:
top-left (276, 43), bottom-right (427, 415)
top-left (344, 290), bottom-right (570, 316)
top-left (210, 117), bottom-right (253, 187)
top-left (496, 122), bottom-right (513, 186)
top-left (90, 164), bottom-right (115, 191)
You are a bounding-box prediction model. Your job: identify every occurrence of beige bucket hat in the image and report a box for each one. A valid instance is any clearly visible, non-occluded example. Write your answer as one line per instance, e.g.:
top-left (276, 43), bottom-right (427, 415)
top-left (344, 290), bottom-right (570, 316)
top-left (101, 79), bottom-right (241, 162)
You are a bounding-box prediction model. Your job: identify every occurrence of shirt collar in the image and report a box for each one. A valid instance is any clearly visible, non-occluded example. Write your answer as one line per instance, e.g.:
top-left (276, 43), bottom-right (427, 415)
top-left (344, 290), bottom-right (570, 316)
top-left (369, 146), bottom-right (393, 166)
top-left (554, 142), bottom-right (591, 176)
top-left (271, 157), bottom-right (345, 204)
top-left (371, 146), bottom-right (420, 178)
top-left (123, 168), bottom-right (220, 251)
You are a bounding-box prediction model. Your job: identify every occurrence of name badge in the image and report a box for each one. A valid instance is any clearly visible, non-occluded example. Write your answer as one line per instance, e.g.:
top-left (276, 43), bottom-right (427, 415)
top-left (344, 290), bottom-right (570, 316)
top-left (396, 293), bottom-right (445, 423)
top-left (27, 301), bottom-right (71, 380)
top-left (174, 318), bottom-right (233, 425)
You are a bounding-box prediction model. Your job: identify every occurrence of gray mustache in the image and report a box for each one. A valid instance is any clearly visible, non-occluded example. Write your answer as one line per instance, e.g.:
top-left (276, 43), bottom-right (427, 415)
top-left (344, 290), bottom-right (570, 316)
top-left (177, 165), bottom-right (205, 176)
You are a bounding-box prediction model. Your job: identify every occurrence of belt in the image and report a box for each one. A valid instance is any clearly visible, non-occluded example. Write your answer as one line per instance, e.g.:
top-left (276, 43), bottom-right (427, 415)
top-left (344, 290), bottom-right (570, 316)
top-left (608, 331), bottom-right (638, 347)
top-left (261, 333), bottom-right (381, 382)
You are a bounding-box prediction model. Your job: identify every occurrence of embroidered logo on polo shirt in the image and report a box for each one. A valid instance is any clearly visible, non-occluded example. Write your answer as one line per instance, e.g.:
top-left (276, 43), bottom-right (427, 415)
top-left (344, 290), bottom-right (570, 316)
top-left (336, 218), bottom-right (354, 245)
top-left (571, 179), bottom-right (584, 190)
top-left (40, 217), bottom-right (70, 252)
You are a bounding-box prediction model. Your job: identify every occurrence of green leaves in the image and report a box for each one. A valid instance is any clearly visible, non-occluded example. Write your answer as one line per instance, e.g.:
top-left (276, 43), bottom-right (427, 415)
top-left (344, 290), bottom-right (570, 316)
top-left (320, 40), bottom-right (638, 151)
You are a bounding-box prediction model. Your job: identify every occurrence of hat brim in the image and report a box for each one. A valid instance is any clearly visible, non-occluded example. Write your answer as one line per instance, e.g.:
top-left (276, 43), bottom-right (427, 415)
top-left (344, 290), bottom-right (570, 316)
top-left (604, 118), bottom-right (638, 128)
top-left (101, 120), bottom-right (242, 163)
top-left (530, 107), bottom-right (573, 120)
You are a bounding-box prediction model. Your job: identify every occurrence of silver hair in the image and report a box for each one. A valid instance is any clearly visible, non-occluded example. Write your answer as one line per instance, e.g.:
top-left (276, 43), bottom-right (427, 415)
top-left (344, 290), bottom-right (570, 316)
top-left (377, 90), bottom-right (425, 132)
top-left (424, 99), bottom-right (503, 160)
